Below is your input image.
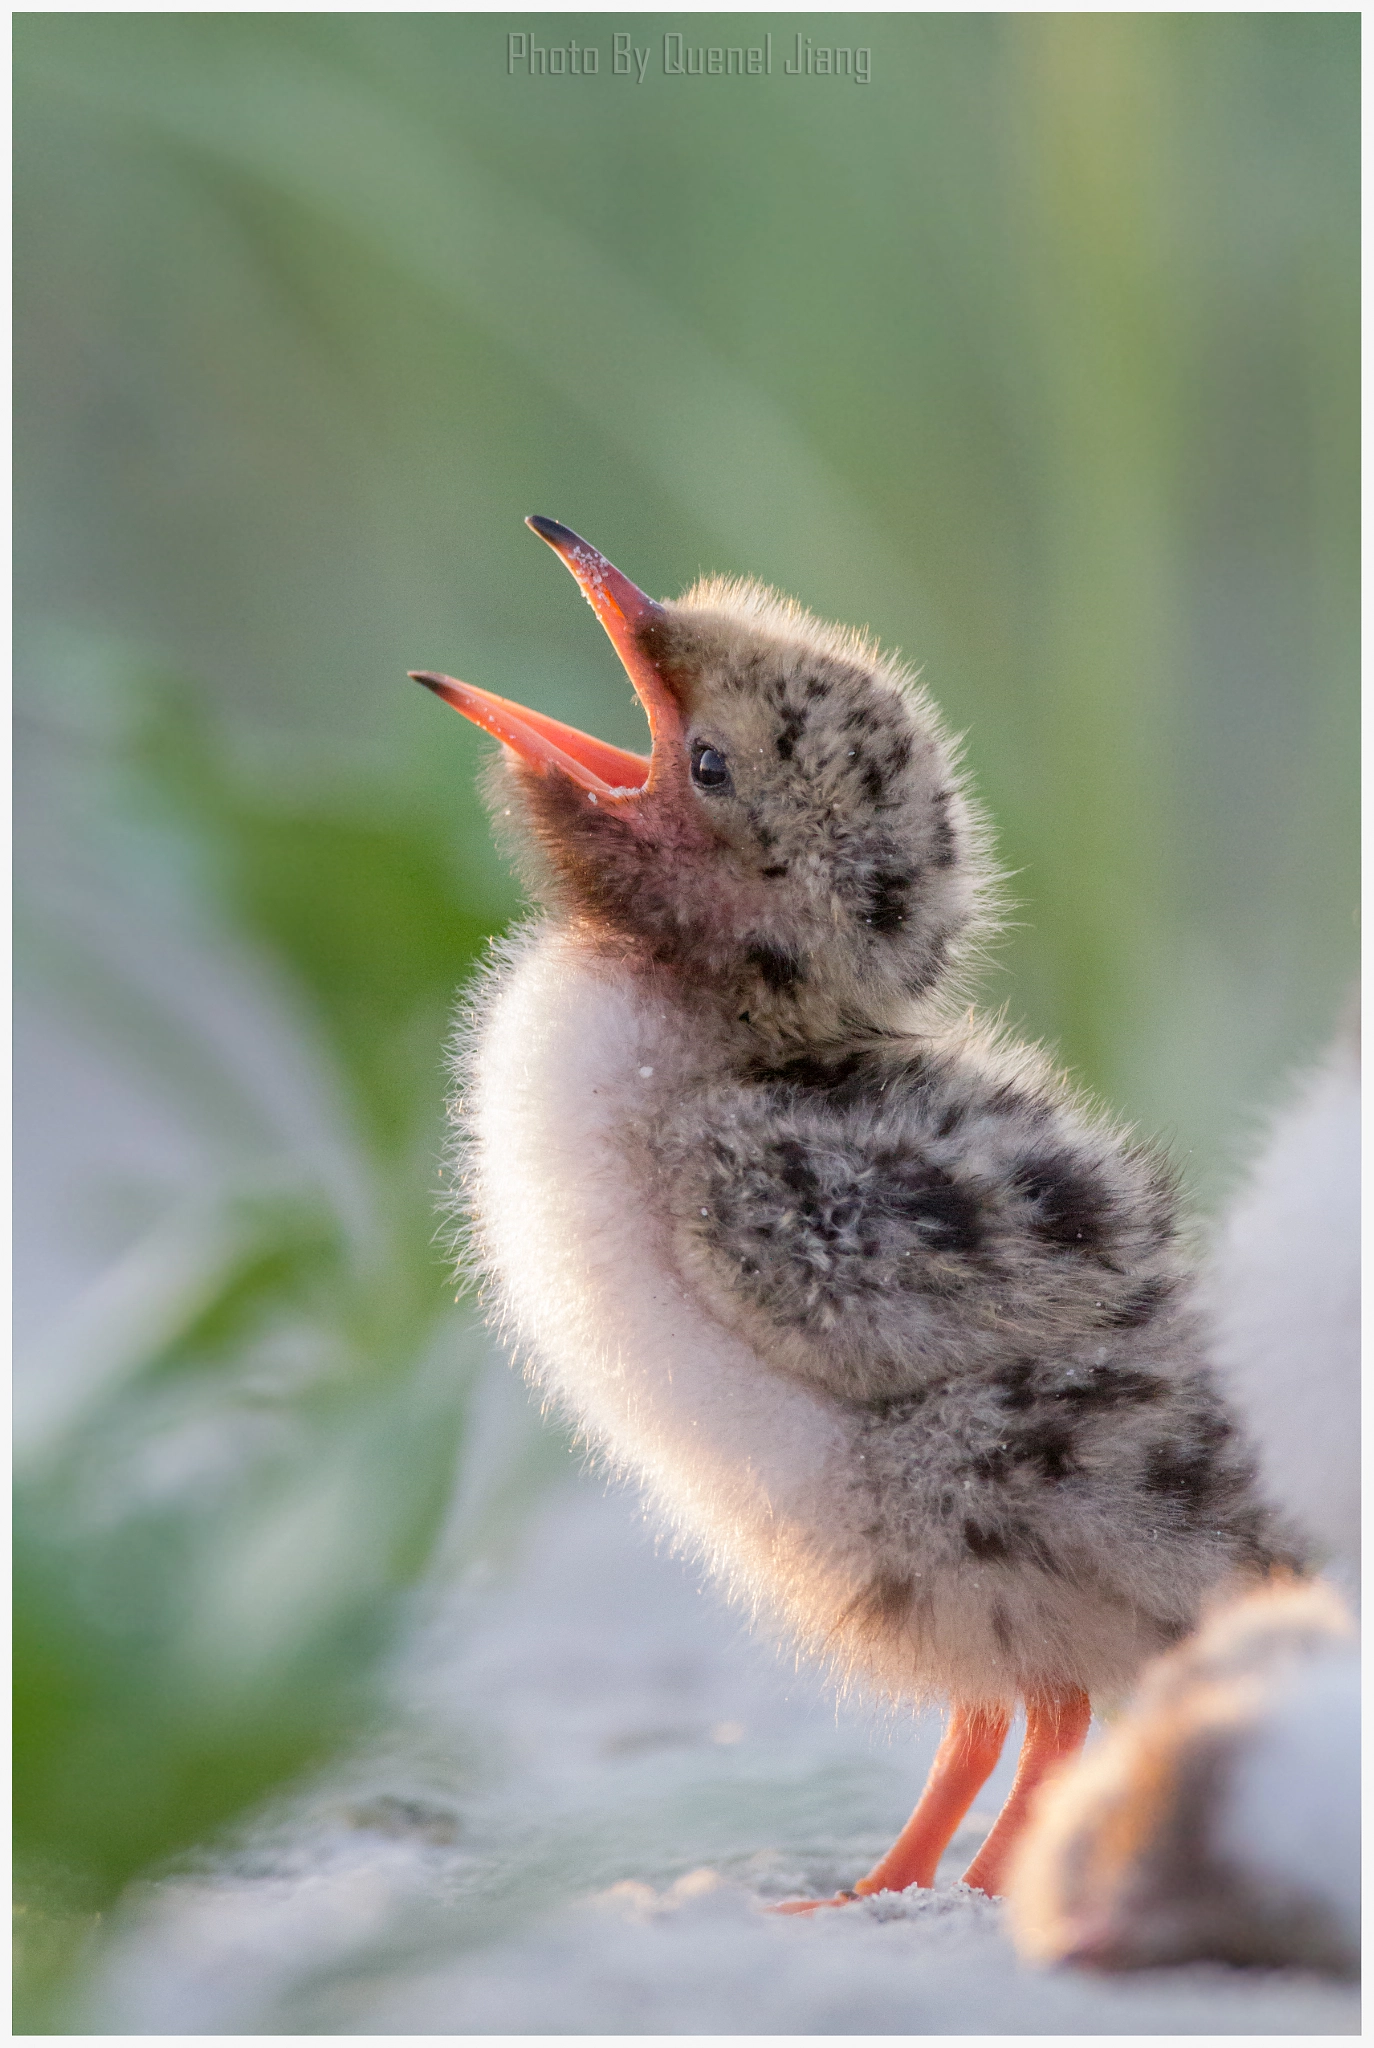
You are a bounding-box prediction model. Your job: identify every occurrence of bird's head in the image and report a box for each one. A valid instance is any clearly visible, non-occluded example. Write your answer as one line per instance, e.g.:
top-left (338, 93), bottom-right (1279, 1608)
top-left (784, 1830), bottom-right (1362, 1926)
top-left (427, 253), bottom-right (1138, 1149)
top-left (416, 518), bottom-right (994, 1050)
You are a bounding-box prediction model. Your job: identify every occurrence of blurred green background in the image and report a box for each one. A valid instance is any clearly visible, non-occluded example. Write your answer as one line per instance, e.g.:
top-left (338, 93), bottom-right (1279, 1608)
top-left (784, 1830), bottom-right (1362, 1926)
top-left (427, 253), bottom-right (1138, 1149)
top-left (13, 12), bottom-right (1358, 2026)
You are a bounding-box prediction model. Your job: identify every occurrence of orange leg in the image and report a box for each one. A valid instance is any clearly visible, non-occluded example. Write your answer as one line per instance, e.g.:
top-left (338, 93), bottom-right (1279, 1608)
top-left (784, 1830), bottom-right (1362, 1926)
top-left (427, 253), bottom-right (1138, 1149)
top-left (961, 1688), bottom-right (1091, 1898)
top-left (771, 1702), bottom-right (1011, 1914)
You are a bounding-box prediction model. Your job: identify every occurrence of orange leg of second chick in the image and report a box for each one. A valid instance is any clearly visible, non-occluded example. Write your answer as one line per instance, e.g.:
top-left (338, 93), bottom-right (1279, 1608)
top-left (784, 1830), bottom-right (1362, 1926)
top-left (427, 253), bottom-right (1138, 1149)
top-left (772, 1690), bottom-right (1091, 1913)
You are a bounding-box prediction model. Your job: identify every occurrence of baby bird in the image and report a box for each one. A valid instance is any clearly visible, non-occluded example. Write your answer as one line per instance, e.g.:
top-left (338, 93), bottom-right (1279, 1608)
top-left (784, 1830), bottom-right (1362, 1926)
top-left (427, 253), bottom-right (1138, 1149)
top-left (1005, 1578), bottom-right (1359, 1975)
top-left (1204, 1012), bottom-right (1360, 1594)
top-left (415, 519), bottom-right (1294, 1903)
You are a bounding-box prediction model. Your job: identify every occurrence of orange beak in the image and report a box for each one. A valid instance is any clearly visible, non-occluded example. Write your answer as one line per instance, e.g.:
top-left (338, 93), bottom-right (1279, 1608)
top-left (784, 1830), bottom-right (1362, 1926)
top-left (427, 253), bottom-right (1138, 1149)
top-left (411, 517), bottom-right (680, 799)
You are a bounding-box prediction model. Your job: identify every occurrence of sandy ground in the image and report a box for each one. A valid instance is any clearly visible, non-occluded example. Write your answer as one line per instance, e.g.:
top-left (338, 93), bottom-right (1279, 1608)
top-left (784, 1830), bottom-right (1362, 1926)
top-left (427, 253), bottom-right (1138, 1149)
top-left (76, 1371), bottom-right (1359, 2038)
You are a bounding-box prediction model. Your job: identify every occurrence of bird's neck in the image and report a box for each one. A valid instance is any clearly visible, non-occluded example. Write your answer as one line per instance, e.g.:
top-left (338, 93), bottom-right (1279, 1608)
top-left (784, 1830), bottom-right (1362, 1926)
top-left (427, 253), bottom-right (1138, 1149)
top-left (562, 915), bottom-right (945, 1070)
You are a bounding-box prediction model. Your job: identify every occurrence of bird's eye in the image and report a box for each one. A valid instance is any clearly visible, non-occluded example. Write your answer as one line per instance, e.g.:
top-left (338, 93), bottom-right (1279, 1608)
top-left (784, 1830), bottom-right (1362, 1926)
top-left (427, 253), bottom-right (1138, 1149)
top-left (691, 742), bottom-right (732, 793)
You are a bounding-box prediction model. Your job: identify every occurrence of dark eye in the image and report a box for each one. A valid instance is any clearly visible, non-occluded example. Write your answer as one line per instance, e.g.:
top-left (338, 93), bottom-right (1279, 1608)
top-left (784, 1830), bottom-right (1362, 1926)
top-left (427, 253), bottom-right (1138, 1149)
top-left (691, 742), bottom-right (732, 792)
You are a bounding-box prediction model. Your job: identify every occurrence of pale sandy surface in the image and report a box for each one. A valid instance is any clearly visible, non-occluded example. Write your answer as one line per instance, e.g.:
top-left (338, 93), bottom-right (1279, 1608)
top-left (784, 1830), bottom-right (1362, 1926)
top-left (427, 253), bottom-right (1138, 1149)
top-left (77, 1403), bottom-right (1359, 2036)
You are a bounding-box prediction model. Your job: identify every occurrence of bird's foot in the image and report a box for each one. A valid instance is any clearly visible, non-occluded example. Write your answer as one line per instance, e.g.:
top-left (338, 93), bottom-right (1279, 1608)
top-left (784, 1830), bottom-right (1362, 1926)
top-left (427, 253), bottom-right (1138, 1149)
top-left (768, 1878), bottom-right (935, 1915)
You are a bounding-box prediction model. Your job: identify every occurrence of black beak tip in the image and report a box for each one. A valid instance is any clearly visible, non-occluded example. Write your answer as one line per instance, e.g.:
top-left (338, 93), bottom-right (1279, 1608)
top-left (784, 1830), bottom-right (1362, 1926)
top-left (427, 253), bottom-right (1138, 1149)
top-left (526, 513), bottom-right (581, 548)
top-left (409, 670), bottom-right (445, 694)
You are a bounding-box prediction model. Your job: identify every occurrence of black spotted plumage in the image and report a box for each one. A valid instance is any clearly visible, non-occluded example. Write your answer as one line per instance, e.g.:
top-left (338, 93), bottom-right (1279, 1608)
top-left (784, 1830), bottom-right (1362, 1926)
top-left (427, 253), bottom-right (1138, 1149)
top-left (865, 865), bottom-right (916, 932)
top-left (746, 941), bottom-right (806, 993)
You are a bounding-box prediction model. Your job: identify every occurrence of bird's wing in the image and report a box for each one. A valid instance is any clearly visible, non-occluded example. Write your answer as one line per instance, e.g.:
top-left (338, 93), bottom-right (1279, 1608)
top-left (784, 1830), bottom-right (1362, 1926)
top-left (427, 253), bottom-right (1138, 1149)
top-left (654, 1060), bottom-right (1184, 1411)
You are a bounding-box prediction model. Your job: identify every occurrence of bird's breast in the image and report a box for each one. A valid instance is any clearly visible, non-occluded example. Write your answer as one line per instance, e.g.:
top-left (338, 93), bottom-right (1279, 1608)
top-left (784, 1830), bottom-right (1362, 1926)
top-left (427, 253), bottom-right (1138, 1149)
top-left (456, 925), bottom-right (860, 1619)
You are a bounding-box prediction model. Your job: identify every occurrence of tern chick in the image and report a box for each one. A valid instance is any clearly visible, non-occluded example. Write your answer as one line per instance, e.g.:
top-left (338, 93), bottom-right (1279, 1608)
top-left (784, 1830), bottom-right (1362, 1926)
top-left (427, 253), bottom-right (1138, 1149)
top-left (1005, 1578), bottom-right (1358, 1975)
top-left (416, 519), bottom-right (1296, 1903)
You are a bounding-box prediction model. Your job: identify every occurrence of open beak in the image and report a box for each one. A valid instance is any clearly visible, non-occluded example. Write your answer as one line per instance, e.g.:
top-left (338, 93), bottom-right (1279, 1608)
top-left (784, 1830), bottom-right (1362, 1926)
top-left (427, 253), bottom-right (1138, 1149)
top-left (411, 517), bottom-right (680, 800)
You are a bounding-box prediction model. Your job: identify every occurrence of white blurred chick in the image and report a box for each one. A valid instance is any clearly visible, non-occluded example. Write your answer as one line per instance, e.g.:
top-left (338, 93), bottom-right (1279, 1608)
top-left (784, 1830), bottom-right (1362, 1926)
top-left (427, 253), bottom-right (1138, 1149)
top-left (1204, 1015), bottom-right (1359, 1591)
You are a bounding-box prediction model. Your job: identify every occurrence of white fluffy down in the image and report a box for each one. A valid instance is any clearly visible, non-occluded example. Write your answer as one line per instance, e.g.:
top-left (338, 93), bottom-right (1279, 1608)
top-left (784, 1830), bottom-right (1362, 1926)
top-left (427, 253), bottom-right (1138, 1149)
top-left (1204, 1024), bottom-right (1360, 1585)
top-left (459, 927), bottom-right (862, 1645)
top-left (1213, 1641), bottom-right (1360, 1957)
